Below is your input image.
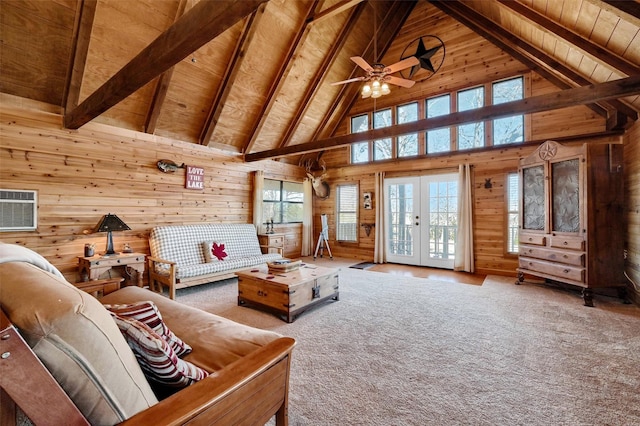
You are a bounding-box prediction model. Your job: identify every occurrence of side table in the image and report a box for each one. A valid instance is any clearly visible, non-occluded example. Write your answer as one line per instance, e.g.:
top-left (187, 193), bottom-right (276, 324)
top-left (73, 277), bottom-right (124, 298)
top-left (78, 252), bottom-right (146, 287)
top-left (258, 233), bottom-right (285, 255)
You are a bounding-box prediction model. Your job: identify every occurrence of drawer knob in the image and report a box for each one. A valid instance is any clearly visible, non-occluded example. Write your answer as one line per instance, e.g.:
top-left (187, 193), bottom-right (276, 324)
top-left (563, 241), bottom-right (568, 245)
top-left (528, 238), bottom-right (532, 241)
top-left (563, 269), bottom-right (570, 273)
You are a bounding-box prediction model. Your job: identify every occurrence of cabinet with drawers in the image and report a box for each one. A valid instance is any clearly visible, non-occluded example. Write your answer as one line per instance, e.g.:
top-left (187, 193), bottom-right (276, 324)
top-left (516, 141), bottom-right (626, 306)
top-left (258, 233), bottom-right (285, 255)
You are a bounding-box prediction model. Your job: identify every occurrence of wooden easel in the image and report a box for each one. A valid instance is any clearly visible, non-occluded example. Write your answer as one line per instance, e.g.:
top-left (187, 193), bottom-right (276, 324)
top-left (313, 214), bottom-right (332, 260)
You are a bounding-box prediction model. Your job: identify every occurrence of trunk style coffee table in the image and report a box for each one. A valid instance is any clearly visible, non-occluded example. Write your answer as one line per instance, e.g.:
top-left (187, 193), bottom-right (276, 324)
top-left (237, 263), bottom-right (339, 323)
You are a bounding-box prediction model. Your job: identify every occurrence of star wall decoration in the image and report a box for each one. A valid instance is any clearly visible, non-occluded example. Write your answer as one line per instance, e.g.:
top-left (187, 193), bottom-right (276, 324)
top-left (400, 35), bottom-right (446, 81)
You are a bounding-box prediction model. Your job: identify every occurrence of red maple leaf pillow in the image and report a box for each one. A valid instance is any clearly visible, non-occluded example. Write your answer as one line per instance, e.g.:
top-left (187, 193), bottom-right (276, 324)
top-left (202, 241), bottom-right (228, 262)
top-left (211, 242), bottom-right (228, 261)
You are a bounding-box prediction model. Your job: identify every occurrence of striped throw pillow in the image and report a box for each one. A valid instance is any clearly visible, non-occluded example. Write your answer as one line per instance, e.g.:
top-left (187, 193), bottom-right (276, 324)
top-left (111, 314), bottom-right (208, 387)
top-left (104, 301), bottom-right (191, 357)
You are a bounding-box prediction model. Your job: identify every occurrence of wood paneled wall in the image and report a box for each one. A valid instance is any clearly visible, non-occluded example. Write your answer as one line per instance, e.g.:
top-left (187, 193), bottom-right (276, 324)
top-left (623, 120), bottom-right (640, 303)
top-left (0, 95), bottom-right (306, 281)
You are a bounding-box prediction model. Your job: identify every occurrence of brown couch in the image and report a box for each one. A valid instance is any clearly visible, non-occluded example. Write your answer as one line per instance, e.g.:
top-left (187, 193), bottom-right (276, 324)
top-left (0, 244), bottom-right (295, 426)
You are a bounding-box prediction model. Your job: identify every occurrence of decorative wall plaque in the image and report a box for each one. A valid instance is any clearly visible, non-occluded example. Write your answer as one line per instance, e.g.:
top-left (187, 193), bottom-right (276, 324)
top-left (185, 165), bottom-right (204, 190)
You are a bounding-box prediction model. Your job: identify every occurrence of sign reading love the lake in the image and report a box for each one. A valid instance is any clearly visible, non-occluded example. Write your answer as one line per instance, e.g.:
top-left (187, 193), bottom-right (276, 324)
top-left (185, 165), bottom-right (204, 190)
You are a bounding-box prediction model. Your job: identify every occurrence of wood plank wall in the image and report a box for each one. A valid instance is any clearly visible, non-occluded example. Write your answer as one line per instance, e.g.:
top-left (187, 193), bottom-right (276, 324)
top-left (623, 120), bottom-right (640, 303)
top-left (0, 95), bottom-right (306, 282)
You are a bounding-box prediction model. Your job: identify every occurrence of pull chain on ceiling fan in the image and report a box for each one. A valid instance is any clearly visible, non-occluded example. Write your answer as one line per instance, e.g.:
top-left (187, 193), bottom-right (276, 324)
top-left (331, 2), bottom-right (419, 99)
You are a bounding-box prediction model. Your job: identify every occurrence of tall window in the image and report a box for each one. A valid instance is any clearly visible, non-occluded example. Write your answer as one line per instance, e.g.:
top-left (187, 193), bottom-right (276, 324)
top-left (397, 102), bottom-right (418, 157)
top-left (426, 94), bottom-right (451, 153)
top-left (506, 172), bottom-right (519, 253)
top-left (373, 108), bottom-right (392, 160)
top-left (351, 114), bottom-right (369, 163)
top-left (336, 184), bottom-right (358, 241)
top-left (262, 179), bottom-right (304, 224)
top-left (457, 86), bottom-right (485, 150)
top-left (493, 77), bottom-right (524, 145)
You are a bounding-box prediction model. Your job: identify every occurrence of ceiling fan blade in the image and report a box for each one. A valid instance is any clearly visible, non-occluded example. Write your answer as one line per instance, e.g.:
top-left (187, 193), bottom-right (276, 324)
top-left (331, 76), bottom-right (366, 86)
top-left (384, 56), bottom-right (420, 74)
top-left (350, 56), bottom-right (373, 73)
top-left (386, 75), bottom-right (416, 88)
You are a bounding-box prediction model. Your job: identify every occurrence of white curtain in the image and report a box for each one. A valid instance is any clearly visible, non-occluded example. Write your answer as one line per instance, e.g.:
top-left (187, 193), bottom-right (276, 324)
top-left (301, 177), bottom-right (314, 256)
top-left (454, 164), bottom-right (474, 272)
top-left (253, 171), bottom-right (265, 234)
top-left (374, 171), bottom-right (386, 263)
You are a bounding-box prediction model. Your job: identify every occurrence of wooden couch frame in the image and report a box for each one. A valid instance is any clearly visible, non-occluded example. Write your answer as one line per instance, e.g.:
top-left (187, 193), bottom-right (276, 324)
top-left (0, 308), bottom-right (295, 426)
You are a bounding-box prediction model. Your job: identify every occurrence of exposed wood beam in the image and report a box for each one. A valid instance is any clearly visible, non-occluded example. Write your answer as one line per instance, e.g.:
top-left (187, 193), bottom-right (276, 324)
top-left (243, 1), bottom-right (320, 155)
top-left (145, 0), bottom-right (189, 134)
top-left (244, 75), bottom-right (640, 161)
top-left (316, 0), bottom-right (417, 141)
top-left (431, 0), bottom-right (636, 121)
top-left (64, 0), bottom-right (267, 129)
top-left (308, 0), bottom-right (364, 24)
top-left (497, 0), bottom-right (640, 77)
top-left (277, 2), bottom-right (366, 149)
top-left (64, 0), bottom-right (97, 111)
top-left (200, 3), bottom-right (266, 145)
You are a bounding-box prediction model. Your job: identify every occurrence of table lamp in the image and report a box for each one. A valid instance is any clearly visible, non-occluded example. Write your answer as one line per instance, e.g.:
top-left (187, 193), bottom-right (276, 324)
top-left (94, 213), bottom-right (130, 256)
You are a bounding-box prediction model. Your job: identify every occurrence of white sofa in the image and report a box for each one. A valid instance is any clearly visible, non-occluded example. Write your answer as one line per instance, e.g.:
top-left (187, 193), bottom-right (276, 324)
top-left (148, 223), bottom-right (283, 299)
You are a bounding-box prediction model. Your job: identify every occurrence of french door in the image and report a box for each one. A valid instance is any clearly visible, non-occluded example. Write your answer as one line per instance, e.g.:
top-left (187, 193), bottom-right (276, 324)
top-left (384, 173), bottom-right (458, 268)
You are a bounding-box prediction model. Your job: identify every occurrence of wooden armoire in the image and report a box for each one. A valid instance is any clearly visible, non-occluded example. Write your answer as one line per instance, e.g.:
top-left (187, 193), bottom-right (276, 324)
top-left (516, 140), bottom-right (627, 306)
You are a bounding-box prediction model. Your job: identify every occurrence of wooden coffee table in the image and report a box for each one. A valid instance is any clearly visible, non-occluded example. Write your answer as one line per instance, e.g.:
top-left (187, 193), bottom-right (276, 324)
top-left (237, 263), bottom-right (339, 323)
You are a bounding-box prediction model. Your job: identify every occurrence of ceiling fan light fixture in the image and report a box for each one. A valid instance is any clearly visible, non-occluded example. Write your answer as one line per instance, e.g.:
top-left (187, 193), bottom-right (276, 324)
top-left (381, 82), bottom-right (390, 95)
top-left (361, 84), bottom-right (372, 98)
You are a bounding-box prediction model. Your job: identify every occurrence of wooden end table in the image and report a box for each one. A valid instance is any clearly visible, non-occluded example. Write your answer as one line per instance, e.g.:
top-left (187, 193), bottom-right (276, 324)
top-left (237, 263), bottom-right (339, 323)
top-left (78, 252), bottom-right (146, 287)
top-left (73, 277), bottom-right (124, 298)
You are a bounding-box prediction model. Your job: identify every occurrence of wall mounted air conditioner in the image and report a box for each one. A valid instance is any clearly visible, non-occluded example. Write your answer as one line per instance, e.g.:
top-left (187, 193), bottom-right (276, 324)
top-left (0, 189), bottom-right (38, 231)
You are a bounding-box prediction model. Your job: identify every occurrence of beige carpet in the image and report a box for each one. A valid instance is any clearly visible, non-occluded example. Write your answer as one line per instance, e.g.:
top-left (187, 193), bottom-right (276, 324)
top-left (177, 268), bottom-right (640, 426)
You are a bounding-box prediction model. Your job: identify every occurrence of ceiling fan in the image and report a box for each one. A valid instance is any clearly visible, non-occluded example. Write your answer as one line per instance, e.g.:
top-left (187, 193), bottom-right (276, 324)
top-left (331, 56), bottom-right (420, 98)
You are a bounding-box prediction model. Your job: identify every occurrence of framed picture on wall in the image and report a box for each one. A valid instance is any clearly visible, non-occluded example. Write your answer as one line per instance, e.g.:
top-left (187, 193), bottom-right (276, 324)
top-left (363, 192), bottom-right (372, 209)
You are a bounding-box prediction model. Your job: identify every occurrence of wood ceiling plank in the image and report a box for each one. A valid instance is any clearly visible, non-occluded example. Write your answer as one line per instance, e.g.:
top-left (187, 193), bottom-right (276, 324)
top-left (316, 0), bottom-right (417, 141)
top-left (590, 0), bottom-right (640, 26)
top-left (199, 2), bottom-right (267, 145)
top-left (145, 0), bottom-right (189, 134)
top-left (498, 0), bottom-right (640, 76)
top-left (430, 0), bottom-right (637, 120)
top-left (243, 0), bottom-right (320, 155)
top-left (277, 2), bottom-right (366, 149)
top-left (244, 75), bottom-right (640, 161)
top-left (309, 0), bottom-right (365, 24)
top-left (64, 0), bottom-right (268, 129)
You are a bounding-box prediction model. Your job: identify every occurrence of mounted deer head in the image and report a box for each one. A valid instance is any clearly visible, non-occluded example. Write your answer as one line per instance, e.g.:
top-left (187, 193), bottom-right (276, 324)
top-left (303, 158), bottom-right (330, 199)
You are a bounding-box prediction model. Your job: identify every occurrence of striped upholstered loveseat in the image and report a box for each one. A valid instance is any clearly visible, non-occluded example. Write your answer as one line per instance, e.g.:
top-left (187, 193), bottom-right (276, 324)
top-left (148, 223), bottom-right (282, 299)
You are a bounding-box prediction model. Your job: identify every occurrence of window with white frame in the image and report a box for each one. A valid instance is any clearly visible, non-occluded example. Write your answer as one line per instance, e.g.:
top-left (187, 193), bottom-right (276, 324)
top-left (426, 94), bottom-right (451, 154)
top-left (349, 74), bottom-right (527, 164)
top-left (457, 86), bottom-right (485, 150)
top-left (493, 77), bottom-right (524, 145)
top-left (506, 172), bottom-right (519, 254)
top-left (351, 114), bottom-right (369, 163)
top-left (397, 102), bottom-right (418, 157)
top-left (336, 184), bottom-right (358, 242)
top-left (373, 108), bottom-right (392, 161)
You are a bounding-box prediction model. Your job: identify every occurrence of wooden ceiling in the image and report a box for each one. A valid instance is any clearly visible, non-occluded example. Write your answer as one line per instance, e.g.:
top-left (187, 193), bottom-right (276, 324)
top-left (1, 0), bottom-right (639, 162)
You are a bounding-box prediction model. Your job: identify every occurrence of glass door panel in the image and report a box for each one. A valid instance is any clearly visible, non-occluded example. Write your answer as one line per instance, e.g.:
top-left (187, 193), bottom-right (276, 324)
top-left (522, 165), bottom-right (545, 230)
top-left (551, 159), bottom-right (580, 233)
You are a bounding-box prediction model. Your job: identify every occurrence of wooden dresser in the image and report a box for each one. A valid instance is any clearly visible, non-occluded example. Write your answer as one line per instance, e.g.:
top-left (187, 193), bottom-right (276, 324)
top-left (516, 141), bottom-right (627, 306)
